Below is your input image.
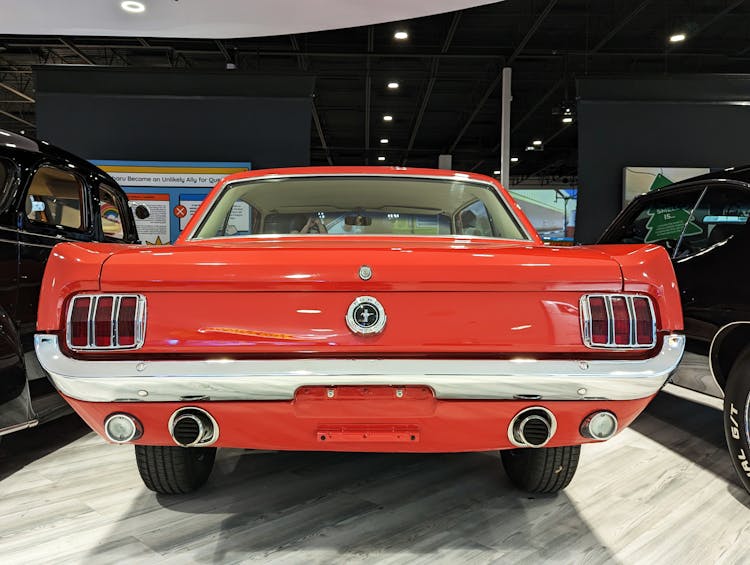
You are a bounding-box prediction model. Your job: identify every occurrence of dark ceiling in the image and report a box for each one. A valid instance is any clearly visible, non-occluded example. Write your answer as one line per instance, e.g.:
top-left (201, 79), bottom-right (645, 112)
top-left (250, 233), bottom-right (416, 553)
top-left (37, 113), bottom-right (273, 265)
top-left (2, 0), bottom-right (750, 182)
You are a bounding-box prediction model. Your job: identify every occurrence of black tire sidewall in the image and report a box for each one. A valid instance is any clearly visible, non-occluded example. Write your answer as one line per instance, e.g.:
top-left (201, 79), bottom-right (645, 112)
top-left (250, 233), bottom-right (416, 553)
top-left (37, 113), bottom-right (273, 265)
top-left (724, 353), bottom-right (750, 493)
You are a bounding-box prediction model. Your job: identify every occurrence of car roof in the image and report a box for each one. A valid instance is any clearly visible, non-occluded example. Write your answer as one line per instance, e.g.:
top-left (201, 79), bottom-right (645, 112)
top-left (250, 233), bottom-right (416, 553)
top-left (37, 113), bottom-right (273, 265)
top-left (653, 166), bottom-right (750, 191)
top-left (0, 128), bottom-right (124, 190)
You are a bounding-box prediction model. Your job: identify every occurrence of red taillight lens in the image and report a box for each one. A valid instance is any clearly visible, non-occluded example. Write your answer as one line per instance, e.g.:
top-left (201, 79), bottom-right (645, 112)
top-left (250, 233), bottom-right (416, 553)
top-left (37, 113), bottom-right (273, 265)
top-left (633, 297), bottom-right (654, 345)
top-left (94, 296), bottom-right (114, 347)
top-left (69, 297), bottom-right (90, 347)
top-left (117, 297), bottom-right (138, 347)
top-left (582, 294), bottom-right (655, 349)
top-left (610, 297), bottom-right (631, 345)
top-left (67, 294), bottom-right (144, 350)
top-left (588, 296), bottom-right (608, 345)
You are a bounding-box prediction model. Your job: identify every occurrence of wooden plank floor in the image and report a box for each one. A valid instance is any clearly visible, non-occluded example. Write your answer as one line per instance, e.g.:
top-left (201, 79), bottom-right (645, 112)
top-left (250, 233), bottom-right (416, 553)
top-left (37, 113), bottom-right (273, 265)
top-left (1, 389), bottom-right (748, 564)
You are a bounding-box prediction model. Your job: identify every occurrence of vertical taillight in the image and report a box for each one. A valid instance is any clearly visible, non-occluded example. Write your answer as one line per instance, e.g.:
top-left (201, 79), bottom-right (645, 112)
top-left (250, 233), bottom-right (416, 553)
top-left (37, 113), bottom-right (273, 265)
top-left (69, 297), bottom-right (91, 347)
top-left (117, 297), bottom-right (138, 347)
top-left (610, 297), bottom-right (631, 345)
top-left (588, 297), bottom-right (608, 345)
top-left (581, 294), bottom-right (655, 349)
top-left (633, 297), bottom-right (654, 346)
top-left (67, 294), bottom-right (145, 350)
top-left (94, 296), bottom-right (114, 347)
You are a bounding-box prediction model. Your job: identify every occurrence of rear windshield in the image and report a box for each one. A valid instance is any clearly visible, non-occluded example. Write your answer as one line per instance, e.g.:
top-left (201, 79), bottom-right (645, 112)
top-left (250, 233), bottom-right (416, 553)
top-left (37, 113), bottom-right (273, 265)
top-left (191, 176), bottom-right (529, 240)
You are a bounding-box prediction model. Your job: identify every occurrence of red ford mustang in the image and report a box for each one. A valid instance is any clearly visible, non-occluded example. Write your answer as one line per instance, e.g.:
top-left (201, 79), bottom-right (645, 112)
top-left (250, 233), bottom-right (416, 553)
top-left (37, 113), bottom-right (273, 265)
top-left (34, 167), bottom-right (684, 495)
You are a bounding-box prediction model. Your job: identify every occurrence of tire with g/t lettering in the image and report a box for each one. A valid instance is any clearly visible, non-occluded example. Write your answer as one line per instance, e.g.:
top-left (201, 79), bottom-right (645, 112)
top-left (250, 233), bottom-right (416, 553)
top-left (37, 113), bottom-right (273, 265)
top-left (724, 348), bottom-right (750, 494)
top-left (135, 445), bottom-right (216, 494)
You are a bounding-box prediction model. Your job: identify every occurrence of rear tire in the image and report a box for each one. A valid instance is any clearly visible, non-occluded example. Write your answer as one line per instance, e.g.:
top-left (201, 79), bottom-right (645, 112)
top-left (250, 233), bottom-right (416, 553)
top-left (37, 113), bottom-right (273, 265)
top-left (724, 348), bottom-right (750, 494)
top-left (501, 445), bottom-right (580, 493)
top-left (135, 445), bottom-right (216, 494)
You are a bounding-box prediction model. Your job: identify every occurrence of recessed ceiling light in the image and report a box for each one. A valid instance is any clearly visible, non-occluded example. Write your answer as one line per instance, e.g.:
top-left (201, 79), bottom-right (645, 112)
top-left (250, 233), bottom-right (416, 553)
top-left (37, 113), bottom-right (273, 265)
top-left (525, 145), bottom-right (535, 151)
top-left (669, 33), bottom-right (686, 43)
top-left (378, 156), bottom-right (386, 161)
top-left (493, 170), bottom-right (501, 175)
top-left (394, 31), bottom-right (408, 40)
top-left (383, 115), bottom-right (393, 122)
top-left (562, 116), bottom-right (573, 123)
top-left (387, 82), bottom-right (399, 89)
top-left (532, 140), bottom-right (542, 146)
top-left (121, 1), bottom-right (145, 13)
top-left (380, 138), bottom-right (389, 144)
top-left (510, 157), bottom-right (519, 163)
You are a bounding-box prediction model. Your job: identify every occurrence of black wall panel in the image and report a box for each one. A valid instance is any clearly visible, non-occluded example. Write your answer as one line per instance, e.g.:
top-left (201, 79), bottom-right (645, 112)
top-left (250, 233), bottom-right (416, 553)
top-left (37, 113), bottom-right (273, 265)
top-left (34, 67), bottom-right (314, 169)
top-left (576, 75), bottom-right (750, 243)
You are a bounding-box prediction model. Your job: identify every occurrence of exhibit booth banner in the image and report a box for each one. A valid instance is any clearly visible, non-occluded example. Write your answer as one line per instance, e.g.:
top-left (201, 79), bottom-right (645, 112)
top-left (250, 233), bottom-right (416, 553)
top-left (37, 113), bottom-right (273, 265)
top-left (95, 160), bottom-right (251, 244)
top-left (622, 167), bottom-right (710, 207)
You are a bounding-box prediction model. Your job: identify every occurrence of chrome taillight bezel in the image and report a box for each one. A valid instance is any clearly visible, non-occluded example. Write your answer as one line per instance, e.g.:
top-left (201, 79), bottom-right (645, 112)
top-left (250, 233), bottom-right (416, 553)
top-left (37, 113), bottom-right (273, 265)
top-left (66, 294), bottom-right (147, 351)
top-left (580, 294), bottom-right (656, 349)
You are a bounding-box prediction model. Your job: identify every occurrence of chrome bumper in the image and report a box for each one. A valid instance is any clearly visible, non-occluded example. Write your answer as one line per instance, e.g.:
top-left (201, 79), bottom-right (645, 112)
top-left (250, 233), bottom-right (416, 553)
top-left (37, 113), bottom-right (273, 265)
top-left (34, 333), bottom-right (685, 403)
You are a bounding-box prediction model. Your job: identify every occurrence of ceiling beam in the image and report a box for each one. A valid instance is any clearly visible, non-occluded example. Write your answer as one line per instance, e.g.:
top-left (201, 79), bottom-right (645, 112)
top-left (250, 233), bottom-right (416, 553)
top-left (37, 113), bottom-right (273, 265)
top-left (58, 38), bottom-right (94, 65)
top-left (311, 105), bottom-right (333, 166)
top-left (507, 0), bottom-right (557, 66)
top-left (290, 35), bottom-right (332, 166)
top-left (671, 0), bottom-right (745, 52)
top-left (0, 109), bottom-right (34, 127)
top-left (215, 40), bottom-right (233, 64)
top-left (402, 10), bottom-right (462, 165)
top-left (448, 0), bottom-right (557, 153)
top-left (364, 26), bottom-right (373, 165)
top-left (590, 0), bottom-right (653, 53)
top-left (0, 81), bottom-right (34, 103)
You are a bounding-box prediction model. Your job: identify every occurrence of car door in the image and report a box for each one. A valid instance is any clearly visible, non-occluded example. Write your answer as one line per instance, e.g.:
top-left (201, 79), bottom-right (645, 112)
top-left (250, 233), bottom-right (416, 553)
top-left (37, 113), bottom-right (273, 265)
top-left (17, 162), bottom-right (95, 358)
top-left (672, 182), bottom-right (750, 346)
top-left (0, 157), bottom-right (33, 434)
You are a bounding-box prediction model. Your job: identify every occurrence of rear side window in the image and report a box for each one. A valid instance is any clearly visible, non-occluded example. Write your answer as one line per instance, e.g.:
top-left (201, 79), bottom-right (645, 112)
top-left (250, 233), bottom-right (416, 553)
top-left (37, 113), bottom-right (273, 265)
top-left (674, 185), bottom-right (750, 256)
top-left (600, 187), bottom-right (704, 253)
top-left (25, 166), bottom-right (85, 230)
top-left (99, 184), bottom-right (126, 240)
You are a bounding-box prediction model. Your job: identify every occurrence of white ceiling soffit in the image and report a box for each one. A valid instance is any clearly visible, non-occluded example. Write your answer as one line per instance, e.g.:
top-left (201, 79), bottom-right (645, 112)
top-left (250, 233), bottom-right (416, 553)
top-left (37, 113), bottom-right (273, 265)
top-left (2, 1), bottom-right (501, 39)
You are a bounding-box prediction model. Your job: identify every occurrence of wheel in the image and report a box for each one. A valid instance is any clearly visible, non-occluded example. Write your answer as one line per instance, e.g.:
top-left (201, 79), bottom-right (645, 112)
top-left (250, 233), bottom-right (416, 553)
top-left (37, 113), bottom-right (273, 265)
top-left (724, 348), bottom-right (750, 494)
top-left (501, 445), bottom-right (580, 493)
top-left (135, 445), bottom-right (216, 494)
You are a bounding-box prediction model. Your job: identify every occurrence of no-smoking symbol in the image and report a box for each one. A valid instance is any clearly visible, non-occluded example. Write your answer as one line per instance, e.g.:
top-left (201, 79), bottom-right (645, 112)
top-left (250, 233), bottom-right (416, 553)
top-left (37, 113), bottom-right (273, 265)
top-left (173, 205), bottom-right (188, 218)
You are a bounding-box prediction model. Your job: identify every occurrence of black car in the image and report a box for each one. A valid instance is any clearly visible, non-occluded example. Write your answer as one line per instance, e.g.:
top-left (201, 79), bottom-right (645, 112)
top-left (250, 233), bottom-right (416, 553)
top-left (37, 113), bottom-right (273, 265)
top-left (0, 129), bottom-right (138, 438)
top-left (599, 167), bottom-right (750, 493)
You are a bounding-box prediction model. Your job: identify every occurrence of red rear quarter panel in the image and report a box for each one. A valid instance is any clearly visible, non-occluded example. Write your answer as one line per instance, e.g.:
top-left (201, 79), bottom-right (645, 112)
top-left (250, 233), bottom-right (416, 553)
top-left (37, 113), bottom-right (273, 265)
top-left (592, 243), bottom-right (683, 331)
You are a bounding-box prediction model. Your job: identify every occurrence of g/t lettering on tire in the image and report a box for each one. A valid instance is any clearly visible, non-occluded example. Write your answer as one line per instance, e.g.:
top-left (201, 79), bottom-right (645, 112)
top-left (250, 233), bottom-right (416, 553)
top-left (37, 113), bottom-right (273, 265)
top-left (723, 347), bottom-right (750, 492)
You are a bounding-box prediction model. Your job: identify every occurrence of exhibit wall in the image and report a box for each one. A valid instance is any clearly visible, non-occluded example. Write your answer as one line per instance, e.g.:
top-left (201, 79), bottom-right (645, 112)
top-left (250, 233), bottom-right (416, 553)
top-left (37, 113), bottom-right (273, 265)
top-left (576, 75), bottom-right (750, 243)
top-left (34, 67), bottom-right (314, 168)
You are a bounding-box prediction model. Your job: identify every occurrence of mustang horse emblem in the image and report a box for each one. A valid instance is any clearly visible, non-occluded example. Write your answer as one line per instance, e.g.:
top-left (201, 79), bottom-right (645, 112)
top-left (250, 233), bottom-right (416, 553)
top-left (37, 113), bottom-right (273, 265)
top-left (346, 296), bottom-right (386, 335)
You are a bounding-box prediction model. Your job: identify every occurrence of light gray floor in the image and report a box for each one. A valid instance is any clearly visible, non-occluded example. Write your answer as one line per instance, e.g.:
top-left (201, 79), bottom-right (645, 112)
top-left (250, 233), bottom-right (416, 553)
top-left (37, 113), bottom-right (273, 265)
top-left (0, 389), bottom-right (748, 565)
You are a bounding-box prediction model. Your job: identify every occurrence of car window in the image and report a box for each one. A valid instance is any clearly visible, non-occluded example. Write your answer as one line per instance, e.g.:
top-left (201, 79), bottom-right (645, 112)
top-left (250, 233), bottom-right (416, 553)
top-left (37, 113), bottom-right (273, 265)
top-left (192, 176), bottom-right (528, 240)
top-left (99, 184), bottom-right (126, 240)
top-left (674, 184), bottom-right (750, 257)
top-left (25, 166), bottom-right (86, 230)
top-left (599, 187), bottom-right (705, 254)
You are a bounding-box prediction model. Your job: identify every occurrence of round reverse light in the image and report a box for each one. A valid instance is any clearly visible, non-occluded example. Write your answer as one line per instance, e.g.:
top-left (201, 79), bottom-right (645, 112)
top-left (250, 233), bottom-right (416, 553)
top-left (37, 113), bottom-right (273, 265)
top-left (104, 413), bottom-right (142, 443)
top-left (581, 411), bottom-right (618, 441)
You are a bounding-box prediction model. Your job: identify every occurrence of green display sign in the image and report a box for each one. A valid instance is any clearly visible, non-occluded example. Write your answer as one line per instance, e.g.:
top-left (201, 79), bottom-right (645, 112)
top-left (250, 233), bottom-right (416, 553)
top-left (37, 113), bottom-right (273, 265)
top-left (649, 173), bottom-right (674, 191)
top-left (644, 207), bottom-right (702, 243)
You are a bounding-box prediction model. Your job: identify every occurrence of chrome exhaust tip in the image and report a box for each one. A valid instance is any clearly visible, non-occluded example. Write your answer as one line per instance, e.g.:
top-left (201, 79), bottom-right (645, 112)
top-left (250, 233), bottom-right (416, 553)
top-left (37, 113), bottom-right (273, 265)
top-left (168, 407), bottom-right (219, 447)
top-left (508, 406), bottom-right (556, 448)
